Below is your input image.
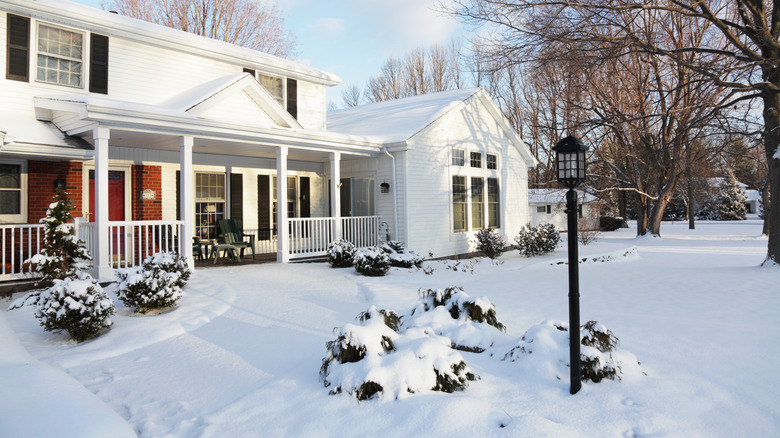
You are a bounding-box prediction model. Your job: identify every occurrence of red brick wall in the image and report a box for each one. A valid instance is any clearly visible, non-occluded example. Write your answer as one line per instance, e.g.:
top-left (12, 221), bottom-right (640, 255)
top-left (27, 161), bottom-right (84, 224)
top-left (131, 165), bottom-right (162, 220)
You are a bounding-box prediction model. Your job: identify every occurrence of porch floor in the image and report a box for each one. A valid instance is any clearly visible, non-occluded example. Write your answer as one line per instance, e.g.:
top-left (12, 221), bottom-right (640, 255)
top-left (194, 252), bottom-right (276, 268)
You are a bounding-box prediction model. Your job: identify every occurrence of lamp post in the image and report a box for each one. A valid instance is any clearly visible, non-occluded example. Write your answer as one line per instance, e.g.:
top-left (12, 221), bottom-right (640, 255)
top-left (553, 135), bottom-right (588, 395)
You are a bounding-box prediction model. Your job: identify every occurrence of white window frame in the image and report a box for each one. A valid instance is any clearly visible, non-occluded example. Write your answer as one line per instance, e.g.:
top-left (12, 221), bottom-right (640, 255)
top-left (35, 22), bottom-right (85, 89)
top-left (0, 159), bottom-right (27, 224)
top-left (452, 148), bottom-right (465, 166)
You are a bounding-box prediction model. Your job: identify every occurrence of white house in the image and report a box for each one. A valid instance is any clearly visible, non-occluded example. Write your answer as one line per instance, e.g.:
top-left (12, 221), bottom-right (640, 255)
top-left (0, 0), bottom-right (536, 282)
top-left (528, 189), bottom-right (599, 231)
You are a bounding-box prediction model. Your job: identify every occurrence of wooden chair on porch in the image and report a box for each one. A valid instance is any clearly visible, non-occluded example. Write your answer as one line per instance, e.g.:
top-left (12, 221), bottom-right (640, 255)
top-left (218, 219), bottom-right (255, 259)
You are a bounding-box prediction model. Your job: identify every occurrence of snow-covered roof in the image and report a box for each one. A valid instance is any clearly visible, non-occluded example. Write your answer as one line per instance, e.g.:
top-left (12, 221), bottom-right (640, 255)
top-left (745, 189), bottom-right (761, 202)
top-left (528, 188), bottom-right (598, 204)
top-left (327, 89), bottom-right (482, 143)
top-left (2, 0), bottom-right (340, 85)
top-left (0, 110), bottom-right (91, 156)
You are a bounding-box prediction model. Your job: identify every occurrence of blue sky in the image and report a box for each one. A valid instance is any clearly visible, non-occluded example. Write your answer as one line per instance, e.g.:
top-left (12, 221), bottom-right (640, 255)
top-left (70, 0), bottom-right (468, 106)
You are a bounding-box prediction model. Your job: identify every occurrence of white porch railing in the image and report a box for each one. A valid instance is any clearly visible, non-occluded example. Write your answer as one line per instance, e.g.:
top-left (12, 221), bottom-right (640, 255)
top-left (0, 224), bottom-right (45, 281)
top-left (1, 216), bottom-right (380, 281)
top-left (105, 221), bottom-right (184, 269)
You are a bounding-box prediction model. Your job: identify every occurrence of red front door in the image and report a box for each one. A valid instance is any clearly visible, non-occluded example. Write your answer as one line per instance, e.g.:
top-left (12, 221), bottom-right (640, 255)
top-left (89, 170), bottom-right (125, 222)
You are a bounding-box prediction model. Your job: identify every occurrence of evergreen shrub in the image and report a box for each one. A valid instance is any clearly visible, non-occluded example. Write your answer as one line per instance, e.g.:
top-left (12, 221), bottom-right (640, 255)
top-left (115, 252), bottom-right (191, 313)
top-left (599, 216), bottom-right (624, 232)
top-left (35, 271), bottom-right (114, 342)
top-left (353, 247), bottom-right (390, 276)
top-left (378, 240), bottom-right (425, 268)
top-left (474, 229), bottom-right (506, 259)
top-left (514, 223), bottom-right (561, 256)
top-left (327, 240), bottom-right (357, 268)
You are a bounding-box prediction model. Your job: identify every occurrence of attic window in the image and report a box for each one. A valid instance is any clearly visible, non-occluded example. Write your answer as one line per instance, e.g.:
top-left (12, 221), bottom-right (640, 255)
top-left (258, 73), bottom-right (284, 106)
top-left (487, 154), bottom-right (497, 170)
top-left (36, 23), bottom-right (83, 88)
top-left (452, 149), bottom-right (465, 166)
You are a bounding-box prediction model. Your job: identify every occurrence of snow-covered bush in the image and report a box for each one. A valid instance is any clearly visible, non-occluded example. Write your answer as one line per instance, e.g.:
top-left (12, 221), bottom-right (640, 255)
top-left (514, 223), bottom-right (561, 257)
top-left (34, 271), bottom-right (115, 342)
top-left (408, 286), bottom-right (508, 352)
top-left (26, 190), bottom-right (91, 284)
top-left (600, 216), bottom-right (623, 231)
top-left (320, 306), bottom-right (477, 400)
top-left (353, 247), bottom-right (390, 277)
top-left (327, 240), bottom-right (357, 268)
top-left (474, 229), bottom-right (506, 259)
top-left (715, 171), bottom-right (747, 220)
top-left (378, 240), bottom-right (425, 268)
top-left (115, 252), bottom-right (191, 313)
top-left (504, 320), bottom-right (640, 384)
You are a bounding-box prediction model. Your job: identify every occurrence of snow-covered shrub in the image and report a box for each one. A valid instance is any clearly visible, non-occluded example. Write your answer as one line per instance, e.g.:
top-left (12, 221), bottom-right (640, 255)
top-left (600, 216), bottom-right (623, 231)
top-left (408, 286), bottom-right (507, 352)
top-left (378, 240), bottom-right (425, 268)
top-left (34, 271), bottom-right (114, 342)
top-left (115, 252), bottom-right (191, 313)
top-left (504, 320), bottom-right (639, 384)
top-left (514, 223), bottom-right (561, 257)
top-left (327, 240), bottom-right (357, 268)
top-left (320, 306), bottom-right (476, 400)
top-left (353, 247), bottom-right (390, 277)
top-left (474, 229), bottom-right (506, 259)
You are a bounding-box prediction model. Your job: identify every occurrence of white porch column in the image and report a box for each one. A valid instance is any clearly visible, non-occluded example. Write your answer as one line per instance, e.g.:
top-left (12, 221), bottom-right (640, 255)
top-left (330, 152), bottom-right (342, 241)
top-left (93, 126), bottom-right (111, 281)
top-left (180, 136), bottom-right (194, 269)
top-left (276, 146), bottom-right (289, 262)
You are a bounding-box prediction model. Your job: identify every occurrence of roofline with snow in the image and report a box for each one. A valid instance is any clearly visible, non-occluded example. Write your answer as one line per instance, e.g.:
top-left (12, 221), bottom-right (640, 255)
top-left (0, 0), bottom-right (341, 86)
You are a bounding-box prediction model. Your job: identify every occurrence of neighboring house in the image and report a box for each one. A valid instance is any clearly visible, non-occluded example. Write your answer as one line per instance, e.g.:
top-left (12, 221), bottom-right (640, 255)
top-left (744, 190), bottom-right (761, 214)
top-left (528, 189), bottom-right (599, 231)
top-left (0, 0), bottom-right (535, 282)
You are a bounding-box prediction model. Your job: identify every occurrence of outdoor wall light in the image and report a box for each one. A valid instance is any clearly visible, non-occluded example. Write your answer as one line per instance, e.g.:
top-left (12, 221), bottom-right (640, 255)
top-left (553, 135), bottom-right (589, 395)
top-left (380, 181), bottom-right (390, 193)
top-left (53, 178), bottom-right (66, 192)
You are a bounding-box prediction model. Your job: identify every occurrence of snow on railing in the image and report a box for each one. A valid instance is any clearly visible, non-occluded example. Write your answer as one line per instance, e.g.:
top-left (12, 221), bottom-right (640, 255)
top-left (107, 221), bottom-right (184, 269)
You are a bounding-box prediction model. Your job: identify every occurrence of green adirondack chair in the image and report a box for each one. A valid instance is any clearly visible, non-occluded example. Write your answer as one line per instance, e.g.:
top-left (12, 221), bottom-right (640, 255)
top-left (218, 219), bottom-right (255, 259)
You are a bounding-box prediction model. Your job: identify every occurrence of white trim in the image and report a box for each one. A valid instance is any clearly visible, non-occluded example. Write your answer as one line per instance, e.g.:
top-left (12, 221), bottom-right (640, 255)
top-left (82, 163), bottom-right (132, 220)
top-left (0, 159), bottom-right (28, 224)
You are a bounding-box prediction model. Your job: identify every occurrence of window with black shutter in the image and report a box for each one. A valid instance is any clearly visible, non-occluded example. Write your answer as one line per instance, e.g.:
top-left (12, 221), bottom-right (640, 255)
top-left (6, 14), bottom-right (30, 82)
top-left (286, 78), bottom-right (297, 119)
top-left (89, 33), bottom-right (109, 94)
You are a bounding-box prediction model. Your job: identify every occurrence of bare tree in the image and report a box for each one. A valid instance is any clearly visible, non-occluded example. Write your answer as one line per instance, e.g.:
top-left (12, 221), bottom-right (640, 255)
top-left (105, 0), bottom-right (297, 58)
top-left (341, 83), bottom-right (362, 107)
top-left (448, 0), bottom-right (780, 265)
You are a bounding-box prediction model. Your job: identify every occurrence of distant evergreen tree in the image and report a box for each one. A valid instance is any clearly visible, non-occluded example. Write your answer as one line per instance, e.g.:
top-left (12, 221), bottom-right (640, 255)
top-left (716, 171), bottom-right (747, 221)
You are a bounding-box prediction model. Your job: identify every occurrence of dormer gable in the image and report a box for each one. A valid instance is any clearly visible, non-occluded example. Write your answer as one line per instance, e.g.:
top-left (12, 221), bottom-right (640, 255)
top-left (164, 73), bottom-right (302, 130)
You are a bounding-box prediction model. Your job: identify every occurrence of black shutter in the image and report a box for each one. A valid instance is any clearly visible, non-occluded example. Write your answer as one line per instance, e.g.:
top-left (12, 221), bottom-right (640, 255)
top-left (89, 34), bottom-right (109, 94)
top-left (340, 178), bottom-right (351, 217)
top-left (299, 176), bottom-right (310, 218)
top-left (6, 14), bottom-right (29, 82)
top-left (257, 175), bottom-right (271, 239)
top-left (286, 78), bottom-right (297, 119)
top-left (230, 173), bottom-right (243, 222)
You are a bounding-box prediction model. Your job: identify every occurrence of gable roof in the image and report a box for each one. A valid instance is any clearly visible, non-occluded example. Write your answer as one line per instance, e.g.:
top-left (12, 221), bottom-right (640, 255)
top-left (327, 88), bottom-right (537, 166)
top-left (328, 89), bottom-right (482, 143)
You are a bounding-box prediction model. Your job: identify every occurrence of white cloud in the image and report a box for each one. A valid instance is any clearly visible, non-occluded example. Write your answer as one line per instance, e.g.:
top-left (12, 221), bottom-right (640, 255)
top-left (308, 18), bottom-right (346, 37)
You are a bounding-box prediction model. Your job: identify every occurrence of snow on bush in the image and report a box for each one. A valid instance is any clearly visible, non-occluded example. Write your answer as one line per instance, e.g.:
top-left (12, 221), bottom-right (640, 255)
top-left (474, 229), bottom-right (506, 259)
top-left (407, 286), bottom-right (508, 352)
top-left (504, 320), bottom-right (642, 384)
top-left (353, 247), bottom-right (390, 277)
top-left (514, 223), bottom-right (561, 257)
top-left (34, 270), bottom-right (115, 342)
top-left (378, 241), bottom-right (425, 268)
top-left (115, 252), bottom-right (191, 313)
top-left (327, 240), bottom-right (357, 268)
top-left (320, 306), bottom-right (477, 401)
top-left (715, 171), bottom-right (748, 221)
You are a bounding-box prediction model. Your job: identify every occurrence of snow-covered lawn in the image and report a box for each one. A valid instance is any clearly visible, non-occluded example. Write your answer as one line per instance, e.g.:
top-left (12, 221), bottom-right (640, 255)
top-left (2, 221), bottom-right (778, 437)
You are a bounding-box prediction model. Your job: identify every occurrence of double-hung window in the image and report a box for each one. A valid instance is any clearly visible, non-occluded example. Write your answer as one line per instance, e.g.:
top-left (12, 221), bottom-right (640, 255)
top-left (36, 23), bottom-right (83, 88)
top-left (257, 73), bottom-right (298, 119)
top-left (195, 173), bottom-right (226, 239)
top-left (487, 178), bottom-right (500, 228)
top-left (471, 177), bottom-right (484, 230)
top-left (0, 161), bottom-right (27, 223)
top-left (452, 176), bottom-right (467, 232)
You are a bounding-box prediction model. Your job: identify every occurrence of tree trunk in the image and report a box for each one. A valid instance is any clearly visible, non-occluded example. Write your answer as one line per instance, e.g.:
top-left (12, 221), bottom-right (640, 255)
top-left (635, 194), bottom-right (648, 236)
top-left (763, 90), bottom-right (779, 264)
top-left (687, 164), bottom-right (695, 230)
top-left (762, 177), bottom-right (770, 236)
top-left (648, 177), bottom-right (680, 236)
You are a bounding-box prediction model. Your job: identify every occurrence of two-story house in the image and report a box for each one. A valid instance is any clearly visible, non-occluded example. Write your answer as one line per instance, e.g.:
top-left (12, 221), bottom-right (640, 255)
top-left (1, 0), bottom-right (536, 282)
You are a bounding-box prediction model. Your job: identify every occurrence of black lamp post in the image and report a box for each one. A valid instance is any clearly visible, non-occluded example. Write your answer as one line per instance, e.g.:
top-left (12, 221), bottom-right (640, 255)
top-left (553, 135), bottom-right (588, 395)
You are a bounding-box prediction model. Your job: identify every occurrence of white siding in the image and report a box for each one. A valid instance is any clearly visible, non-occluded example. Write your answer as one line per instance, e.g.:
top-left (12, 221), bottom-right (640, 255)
top-left (297, 81), bottom-right (326, 130)
top-left (402, 97), bottom-right (530, 258)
